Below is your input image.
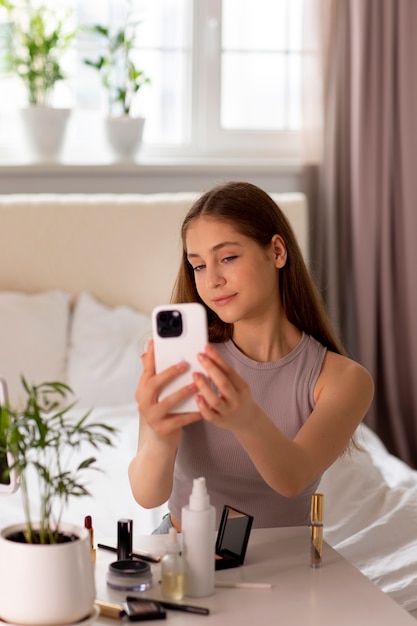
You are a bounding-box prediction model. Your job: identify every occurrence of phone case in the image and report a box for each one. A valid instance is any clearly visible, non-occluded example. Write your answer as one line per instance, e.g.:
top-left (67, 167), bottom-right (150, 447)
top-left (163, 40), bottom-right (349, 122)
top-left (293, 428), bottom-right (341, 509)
top-left (151, 303), bottom-right (208, 413)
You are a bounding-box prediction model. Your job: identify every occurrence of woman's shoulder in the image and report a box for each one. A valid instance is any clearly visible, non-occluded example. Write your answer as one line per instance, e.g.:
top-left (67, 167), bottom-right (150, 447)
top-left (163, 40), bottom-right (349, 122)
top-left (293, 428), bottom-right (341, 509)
top-left (317, 350), bottom-right (374, 401)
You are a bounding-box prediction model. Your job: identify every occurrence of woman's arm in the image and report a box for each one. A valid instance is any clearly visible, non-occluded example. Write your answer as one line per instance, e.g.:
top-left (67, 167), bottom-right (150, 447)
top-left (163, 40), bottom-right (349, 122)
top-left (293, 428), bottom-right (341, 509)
top-left (128, 340), bottom-right (202, 508)
top-left (128, 416), bottom-right (178, 508)
top-left (193, 345), bottom-right (374, 498)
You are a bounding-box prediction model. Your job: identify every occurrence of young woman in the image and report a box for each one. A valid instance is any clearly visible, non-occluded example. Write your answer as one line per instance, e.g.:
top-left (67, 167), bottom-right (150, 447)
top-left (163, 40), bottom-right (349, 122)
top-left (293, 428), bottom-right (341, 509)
top-left (128, 181), bottom-right (374, 532)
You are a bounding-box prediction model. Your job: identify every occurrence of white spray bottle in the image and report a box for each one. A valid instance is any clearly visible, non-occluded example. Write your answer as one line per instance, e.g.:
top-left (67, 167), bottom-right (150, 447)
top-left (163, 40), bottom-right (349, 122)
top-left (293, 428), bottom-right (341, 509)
top-left (181, 476), bottom-right (216, 597)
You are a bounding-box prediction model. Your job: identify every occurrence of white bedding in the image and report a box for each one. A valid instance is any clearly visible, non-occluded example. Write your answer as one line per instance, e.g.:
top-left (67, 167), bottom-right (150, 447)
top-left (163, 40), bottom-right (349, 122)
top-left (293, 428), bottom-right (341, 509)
top-left (321, 425), bottom-right (417, 614)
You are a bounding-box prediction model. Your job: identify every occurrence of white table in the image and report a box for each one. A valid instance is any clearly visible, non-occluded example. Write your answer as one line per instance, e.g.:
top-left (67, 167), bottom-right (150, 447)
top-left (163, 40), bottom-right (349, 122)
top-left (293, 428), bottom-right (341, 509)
top-left (94, 527), bottom-right (416, 625)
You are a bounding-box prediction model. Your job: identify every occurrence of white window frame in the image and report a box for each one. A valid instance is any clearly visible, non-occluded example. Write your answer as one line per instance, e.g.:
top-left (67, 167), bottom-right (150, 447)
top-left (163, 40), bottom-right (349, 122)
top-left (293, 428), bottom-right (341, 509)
top-left (192, 0), bottom-right (302, 160)
top-left (143, 0), bottom-right (303, 161)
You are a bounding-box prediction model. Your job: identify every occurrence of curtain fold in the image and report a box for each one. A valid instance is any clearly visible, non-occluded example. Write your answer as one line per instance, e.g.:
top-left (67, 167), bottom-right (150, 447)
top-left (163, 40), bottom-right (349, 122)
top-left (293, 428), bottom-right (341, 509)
top-left (306, 0), bottom-right (417, 465)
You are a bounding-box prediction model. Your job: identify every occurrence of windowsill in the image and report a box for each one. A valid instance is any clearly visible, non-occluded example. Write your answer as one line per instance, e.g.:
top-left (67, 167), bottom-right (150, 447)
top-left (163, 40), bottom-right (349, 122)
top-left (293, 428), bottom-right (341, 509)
top-left (0, 155), bottom-right (305, 195)
top-left (0, 156), bottom-right (303, 173)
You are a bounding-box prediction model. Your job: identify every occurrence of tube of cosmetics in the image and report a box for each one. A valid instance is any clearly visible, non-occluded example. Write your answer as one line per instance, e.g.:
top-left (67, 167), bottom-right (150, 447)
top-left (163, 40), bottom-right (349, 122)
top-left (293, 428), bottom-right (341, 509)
top-left (117, 518), bottom-right (133, 561)
top-left (310, 493), bottom-right (324, 568)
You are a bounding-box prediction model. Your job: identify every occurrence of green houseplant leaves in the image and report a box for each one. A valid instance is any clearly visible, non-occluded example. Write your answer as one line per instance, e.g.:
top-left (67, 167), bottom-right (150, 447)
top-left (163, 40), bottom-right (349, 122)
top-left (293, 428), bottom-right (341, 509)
top-left (0, 0), bottom-right (76, 106)
top-left (0, 377), bottom-right (116, 544)
top-left (83, 14), bottom-right (150, 116)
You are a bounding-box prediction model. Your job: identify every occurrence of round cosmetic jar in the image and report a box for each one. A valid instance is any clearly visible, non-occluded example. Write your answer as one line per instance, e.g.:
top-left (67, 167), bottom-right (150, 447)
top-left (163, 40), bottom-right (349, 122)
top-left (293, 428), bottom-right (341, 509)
top-left (106, 559), bottom-right (153, 591)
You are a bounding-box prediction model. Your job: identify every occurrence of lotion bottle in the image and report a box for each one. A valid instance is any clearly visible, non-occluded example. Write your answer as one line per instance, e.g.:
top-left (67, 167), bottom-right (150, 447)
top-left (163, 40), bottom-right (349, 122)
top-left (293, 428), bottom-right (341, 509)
top-left (181, 476), bottom-right (215, 597)
top-left (161, 527), bottom-right (184, 600)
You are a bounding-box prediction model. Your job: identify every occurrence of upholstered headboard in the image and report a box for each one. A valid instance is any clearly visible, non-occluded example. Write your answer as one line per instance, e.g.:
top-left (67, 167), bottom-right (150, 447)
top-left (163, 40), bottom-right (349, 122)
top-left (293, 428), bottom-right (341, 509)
top-left (0, 192), bottom-right (308, 314)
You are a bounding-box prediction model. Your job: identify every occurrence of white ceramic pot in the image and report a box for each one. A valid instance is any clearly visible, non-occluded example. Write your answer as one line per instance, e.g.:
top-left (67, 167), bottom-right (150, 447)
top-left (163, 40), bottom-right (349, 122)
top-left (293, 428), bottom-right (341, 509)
top-left (21, 106), bottom-right (71, 162)
top-left (105, 115), bottom-right (145, 161)
top-left (0, 522), bottom-right (95, 625)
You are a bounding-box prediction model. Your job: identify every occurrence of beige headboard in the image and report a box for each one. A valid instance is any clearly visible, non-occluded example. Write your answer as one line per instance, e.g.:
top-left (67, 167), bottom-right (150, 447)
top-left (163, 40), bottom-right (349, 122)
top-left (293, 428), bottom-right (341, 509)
top-left (0, 192), bottom-right (308, 314)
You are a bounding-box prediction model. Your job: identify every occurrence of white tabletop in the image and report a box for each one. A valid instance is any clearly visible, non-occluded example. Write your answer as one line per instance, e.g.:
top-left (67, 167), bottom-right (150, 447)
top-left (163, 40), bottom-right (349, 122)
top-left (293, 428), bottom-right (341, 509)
top-left (94, 527), bottom-right (416, 626)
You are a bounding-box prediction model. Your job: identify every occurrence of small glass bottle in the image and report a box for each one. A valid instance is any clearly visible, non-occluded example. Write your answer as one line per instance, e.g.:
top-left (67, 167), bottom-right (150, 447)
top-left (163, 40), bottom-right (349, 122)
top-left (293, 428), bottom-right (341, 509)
top-left (161, 527), bottom-right (184, 601)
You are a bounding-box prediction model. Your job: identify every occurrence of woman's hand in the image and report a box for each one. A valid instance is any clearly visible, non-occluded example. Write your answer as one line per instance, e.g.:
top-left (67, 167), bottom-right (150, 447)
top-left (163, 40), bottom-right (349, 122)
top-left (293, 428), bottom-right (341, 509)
top-left (129, 339), bottom-right (202, 509)
top-left (193, 343), bottom-right (259, 432)
top-left (136, 339), bottom-right (202, 445)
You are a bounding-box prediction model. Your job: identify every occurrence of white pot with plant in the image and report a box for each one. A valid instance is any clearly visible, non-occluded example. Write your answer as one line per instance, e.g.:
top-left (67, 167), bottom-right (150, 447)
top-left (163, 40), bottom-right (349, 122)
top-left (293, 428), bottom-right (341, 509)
top-left (0, 0), bottom-right (76, 162)
top-left (0, 378), bottom-right (116, 626)
top-left (84, 10), bottom-right (150, 161)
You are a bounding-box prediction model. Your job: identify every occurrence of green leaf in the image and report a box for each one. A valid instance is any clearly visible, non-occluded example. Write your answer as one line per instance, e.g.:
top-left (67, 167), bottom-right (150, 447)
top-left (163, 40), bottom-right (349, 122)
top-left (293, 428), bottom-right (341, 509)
top-left (77, 457), bottom-right (97, 470)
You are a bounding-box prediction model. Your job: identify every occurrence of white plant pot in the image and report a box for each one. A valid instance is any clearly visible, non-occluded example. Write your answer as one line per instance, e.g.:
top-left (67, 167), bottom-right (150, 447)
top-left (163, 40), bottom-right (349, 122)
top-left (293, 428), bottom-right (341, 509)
top-left (20, 106), bottom-right (71, 163)
top-left (105, 115), bottom-right (145, 161)
top-left (0, 522), bottom-right (96, 625)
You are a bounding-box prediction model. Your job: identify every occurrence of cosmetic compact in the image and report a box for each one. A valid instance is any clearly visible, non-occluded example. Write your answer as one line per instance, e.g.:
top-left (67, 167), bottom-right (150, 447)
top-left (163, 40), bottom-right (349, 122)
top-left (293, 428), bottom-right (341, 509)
top-left (106, 560), bottom-right (153, 591)
top-left (215, 505), bottom-right (254, 570)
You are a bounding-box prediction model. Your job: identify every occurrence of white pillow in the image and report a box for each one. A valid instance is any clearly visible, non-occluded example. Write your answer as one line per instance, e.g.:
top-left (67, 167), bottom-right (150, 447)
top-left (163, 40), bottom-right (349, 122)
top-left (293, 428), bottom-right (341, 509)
top-left (0, 290), bottom-right (71, 406)
top-left (67, 292), bottom-right (151, 407)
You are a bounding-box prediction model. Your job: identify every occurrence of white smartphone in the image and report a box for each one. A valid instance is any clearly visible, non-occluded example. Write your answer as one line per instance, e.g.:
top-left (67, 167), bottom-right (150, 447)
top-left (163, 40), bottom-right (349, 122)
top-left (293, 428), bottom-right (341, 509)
top-left (151, 302), bottom-right (208, 413)
top-left (0, 378), bottom-right (19, 495)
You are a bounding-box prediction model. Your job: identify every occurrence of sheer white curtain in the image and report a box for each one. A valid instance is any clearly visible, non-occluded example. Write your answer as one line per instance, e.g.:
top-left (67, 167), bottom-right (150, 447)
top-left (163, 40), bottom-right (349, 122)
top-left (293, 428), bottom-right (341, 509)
top-left (302, 0), bottom-right (417, 466)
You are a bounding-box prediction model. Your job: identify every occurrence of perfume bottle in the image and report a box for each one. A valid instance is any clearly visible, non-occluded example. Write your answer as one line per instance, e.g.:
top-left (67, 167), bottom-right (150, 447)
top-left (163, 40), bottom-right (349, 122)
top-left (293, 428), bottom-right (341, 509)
top-left (161, 527), bottom-right (184, 601)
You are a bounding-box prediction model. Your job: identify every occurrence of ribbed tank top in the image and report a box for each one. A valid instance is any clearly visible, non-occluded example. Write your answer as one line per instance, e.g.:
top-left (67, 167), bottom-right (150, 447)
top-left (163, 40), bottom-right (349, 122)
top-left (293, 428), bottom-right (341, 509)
top-left (169, 333), bottom-right (327, 529)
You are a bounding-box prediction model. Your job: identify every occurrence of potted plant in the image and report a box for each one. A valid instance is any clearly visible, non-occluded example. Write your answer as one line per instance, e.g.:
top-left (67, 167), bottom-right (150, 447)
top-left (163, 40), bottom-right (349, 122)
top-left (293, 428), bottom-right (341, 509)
top-left (83, 5), bottom-right (151, 161)
top-left (0, 377), bottom-right (116, 625)
top-left (0, 0), bottom-right (76, 161)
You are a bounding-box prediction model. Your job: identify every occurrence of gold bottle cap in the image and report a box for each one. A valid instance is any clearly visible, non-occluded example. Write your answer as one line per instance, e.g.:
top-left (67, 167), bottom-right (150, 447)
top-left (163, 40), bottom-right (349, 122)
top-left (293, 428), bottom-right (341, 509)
top-left (311, 493), bottom-right (324, 523)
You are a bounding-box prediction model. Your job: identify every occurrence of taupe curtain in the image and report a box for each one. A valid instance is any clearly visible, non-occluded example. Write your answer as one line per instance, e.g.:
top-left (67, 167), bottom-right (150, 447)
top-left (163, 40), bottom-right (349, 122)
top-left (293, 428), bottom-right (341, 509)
top-left (308, 0), bottom-right (417, 466)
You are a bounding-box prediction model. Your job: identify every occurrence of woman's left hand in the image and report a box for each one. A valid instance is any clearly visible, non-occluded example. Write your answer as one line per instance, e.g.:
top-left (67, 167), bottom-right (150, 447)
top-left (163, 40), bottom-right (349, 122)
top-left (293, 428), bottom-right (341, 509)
top-left (192, 344), bottom-right (258, 431)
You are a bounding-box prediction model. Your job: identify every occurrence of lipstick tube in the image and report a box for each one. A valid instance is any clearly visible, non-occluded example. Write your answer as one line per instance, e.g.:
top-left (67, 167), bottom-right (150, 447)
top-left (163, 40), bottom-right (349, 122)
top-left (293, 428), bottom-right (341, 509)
top-left (84, 515), bottom-right (96, 563)
top-left (117, 518), bottom-right (133, 561)
top-left (310, 493), bottom-right (324, 568)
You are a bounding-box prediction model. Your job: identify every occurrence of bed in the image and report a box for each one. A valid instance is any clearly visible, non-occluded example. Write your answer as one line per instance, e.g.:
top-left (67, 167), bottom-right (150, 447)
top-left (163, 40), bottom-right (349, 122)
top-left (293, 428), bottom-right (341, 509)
top-left (0, 192), bottom-right (416, 618)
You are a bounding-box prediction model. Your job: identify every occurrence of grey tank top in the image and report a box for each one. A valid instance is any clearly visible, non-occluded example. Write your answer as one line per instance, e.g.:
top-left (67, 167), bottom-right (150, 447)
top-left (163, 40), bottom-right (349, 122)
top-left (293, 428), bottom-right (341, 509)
top-left (168, 333), bottom-right (327, 529)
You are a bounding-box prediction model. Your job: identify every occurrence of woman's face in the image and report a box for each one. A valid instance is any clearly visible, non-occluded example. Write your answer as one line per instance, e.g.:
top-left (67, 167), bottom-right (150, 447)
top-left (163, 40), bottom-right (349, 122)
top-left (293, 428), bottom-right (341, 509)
top-left (185, 216), bottom-right (286, 325)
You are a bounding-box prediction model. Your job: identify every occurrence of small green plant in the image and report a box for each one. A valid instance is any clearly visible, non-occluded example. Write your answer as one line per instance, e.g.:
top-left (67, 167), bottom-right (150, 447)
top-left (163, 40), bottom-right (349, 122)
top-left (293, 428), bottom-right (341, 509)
top-left (83, 10), bottom-right (150, 116)
top-left (0, 378), bottom-right (116, 544)
top-left (0, 0), bottom-right (75, 106)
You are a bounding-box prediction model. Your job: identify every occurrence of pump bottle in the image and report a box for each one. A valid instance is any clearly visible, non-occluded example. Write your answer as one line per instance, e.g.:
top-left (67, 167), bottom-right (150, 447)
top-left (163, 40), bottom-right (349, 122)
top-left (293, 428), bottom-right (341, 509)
top-left (161, 527), bottom-right (184, 600)
top-left (181, 476), bottom-right (215, 597)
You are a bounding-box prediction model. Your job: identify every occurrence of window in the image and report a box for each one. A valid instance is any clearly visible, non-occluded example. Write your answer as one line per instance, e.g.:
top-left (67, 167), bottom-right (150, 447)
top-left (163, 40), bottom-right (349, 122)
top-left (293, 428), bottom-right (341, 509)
top-left (0, 0), bottom-right (305, 162)
top-left (195, 0), bottom-right (304, 158)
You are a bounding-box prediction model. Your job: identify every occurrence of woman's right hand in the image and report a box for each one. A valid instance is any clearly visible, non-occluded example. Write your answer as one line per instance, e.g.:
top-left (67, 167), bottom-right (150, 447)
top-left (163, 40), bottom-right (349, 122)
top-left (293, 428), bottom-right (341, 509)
top-left (136, 339), bottom-right (202, 446)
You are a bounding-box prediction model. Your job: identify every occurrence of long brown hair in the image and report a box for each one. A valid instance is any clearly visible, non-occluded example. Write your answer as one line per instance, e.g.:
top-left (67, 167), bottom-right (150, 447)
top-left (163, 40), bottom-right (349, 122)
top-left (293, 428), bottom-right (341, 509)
top-left (171, 181), bottom-right (345, 355)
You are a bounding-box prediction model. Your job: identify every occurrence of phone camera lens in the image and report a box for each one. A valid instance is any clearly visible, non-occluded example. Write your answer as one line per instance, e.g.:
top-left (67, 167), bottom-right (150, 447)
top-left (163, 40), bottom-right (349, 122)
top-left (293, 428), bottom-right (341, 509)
top-left (157, 310), bottom-right (183, 338)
